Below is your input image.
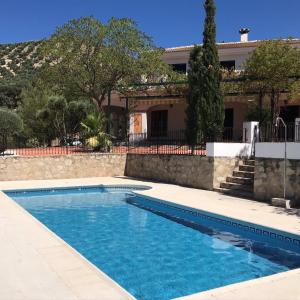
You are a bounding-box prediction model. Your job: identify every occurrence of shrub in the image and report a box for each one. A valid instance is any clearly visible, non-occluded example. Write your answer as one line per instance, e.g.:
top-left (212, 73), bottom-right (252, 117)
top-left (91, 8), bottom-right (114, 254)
top-left (26, 137), bottom-right (40, 148)
top-left (246, 105), bottom-right (272, 125)
top-left (0, 108), bottom-right (23, 153)
top-left (81, 113), bottom-right (112, 152)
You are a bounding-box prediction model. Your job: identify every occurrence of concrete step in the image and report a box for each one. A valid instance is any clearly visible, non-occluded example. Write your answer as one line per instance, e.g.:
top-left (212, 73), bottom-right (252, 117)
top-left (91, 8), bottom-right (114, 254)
top-left (214, 187), bottom-right (254, 199)
top-left (239, 165), bottom-right (255, 172)
top-left (220, 182), bottom-right (253, 192)
top-left (226, 176), bottom-right (253, 186)
top-left (233, 171), bottom-right (254, 179)
top-left (243, 159), bottom-right (255, 166)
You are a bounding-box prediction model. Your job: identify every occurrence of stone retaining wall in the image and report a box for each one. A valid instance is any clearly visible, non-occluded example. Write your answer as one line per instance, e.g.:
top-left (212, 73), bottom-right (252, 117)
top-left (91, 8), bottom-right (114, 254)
top-left (0, 153), bottom-right (242, 192)
top-left (254, 158), bottom-right (300, 203)
top-left (125, 154), bottom-right (240, 190)
top-left (0, 154), bottom-right (126, 181)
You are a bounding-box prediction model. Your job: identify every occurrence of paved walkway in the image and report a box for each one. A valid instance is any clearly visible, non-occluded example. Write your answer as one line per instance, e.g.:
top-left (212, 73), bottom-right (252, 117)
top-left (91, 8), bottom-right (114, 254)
top-left (0, 177), bottom-right (300, 300)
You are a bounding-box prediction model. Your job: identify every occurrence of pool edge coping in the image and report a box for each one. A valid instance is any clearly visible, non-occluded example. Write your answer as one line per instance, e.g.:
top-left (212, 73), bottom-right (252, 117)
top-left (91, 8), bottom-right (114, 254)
top-left (172, 267), bottom-right (300, 300)
top-left (132, 191), bottom-right (300, 244)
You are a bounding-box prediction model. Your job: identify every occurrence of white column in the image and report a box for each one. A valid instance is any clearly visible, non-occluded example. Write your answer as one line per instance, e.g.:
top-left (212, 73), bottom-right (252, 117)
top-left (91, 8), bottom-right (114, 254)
top-left (129, 114), bottom-right (135, 135)
top-left (295, 118), bottom-right (300, 142)
top-left (243, 122), bottom-right (259, 144)
top-left (141, 113), bottom-right (147, 134)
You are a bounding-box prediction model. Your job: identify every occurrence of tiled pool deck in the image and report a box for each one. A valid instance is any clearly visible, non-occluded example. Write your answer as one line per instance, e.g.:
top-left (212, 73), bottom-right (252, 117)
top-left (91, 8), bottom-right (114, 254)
top-left (0, 177), bottom-right (300, 300)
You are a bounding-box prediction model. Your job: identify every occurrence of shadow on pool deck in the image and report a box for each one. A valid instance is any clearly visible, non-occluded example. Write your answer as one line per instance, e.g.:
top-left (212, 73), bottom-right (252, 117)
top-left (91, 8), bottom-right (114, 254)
top-left (271, 206), bottom-right (300, 217)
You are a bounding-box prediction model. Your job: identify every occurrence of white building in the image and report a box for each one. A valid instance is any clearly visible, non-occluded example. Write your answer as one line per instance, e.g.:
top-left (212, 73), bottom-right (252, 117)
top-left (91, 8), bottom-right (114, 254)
top-left (103, 30), bottom-right (300, 139)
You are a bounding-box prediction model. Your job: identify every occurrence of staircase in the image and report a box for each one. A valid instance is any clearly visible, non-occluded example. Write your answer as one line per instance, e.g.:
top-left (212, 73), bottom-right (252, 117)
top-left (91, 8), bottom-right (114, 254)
top-left (216, 159), bottom-right (255, 199)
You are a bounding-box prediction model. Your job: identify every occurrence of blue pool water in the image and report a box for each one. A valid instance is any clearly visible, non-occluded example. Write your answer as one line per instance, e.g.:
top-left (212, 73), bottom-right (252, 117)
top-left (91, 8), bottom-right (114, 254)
top-left (7, 187), bottom-right (300, 300)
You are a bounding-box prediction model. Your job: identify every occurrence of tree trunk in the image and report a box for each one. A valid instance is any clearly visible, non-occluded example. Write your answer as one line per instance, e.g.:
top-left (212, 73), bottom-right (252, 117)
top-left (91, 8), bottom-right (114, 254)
top-left (92, 92), bottom-right (107, 112)
top-left (258, 90), bottom-right (263, 124)
top-left (271, 89), bottom-right (276, 124)
top-left (92, 97), bottom-right (102, 111)
top-left (270, 89), bottom-right (276, 141)
top-left (274, 91), bottom-right (281, 120)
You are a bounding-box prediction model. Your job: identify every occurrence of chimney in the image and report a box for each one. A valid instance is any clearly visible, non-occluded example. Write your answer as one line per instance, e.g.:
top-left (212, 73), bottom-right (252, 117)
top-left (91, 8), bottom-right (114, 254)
top-left (239, 28), bottom-right (250, 42)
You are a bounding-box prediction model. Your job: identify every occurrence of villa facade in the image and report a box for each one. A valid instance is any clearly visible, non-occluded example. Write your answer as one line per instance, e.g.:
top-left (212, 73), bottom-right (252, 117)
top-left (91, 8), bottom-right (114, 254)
top-left (103, 32), bottom-right (300, 139)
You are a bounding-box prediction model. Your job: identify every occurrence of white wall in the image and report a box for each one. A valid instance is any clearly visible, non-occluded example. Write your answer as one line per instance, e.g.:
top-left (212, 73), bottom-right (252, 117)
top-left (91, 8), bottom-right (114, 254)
top-left (207, 143), bottom-right (252, 157)
top-left (255, 143), bottom-right (300, 160)
top-left (207, 142), bottom-right (300, 159)
top-left (243, 121), bottom-right (259, 143)
top-left (162, 45), bottom-right (256, 71)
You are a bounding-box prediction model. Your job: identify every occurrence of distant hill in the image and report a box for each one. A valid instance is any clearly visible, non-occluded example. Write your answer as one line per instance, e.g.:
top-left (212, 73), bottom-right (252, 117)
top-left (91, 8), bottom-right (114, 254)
top-left (0, 41), bottom-right (44, 108)
top-left (0, 40), bottom-right (43, 83)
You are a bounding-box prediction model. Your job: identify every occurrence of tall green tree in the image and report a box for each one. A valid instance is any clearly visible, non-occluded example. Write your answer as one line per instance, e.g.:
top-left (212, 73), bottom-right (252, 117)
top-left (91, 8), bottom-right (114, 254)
top-left (243, 40), bottom-right (300, 123)
top-left (186, 0), bottom-right (224, 144)
top-left (200, 0), bottom-right (224, 140)
top-left (39, 16), bottom-right (175, 111)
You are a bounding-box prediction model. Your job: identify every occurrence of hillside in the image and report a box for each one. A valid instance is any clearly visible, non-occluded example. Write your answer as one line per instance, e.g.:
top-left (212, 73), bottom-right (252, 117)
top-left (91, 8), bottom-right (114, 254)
top-left (0, 40), bottom-right (43, 82)
top-left (0, 41), bottom-right (44, 108)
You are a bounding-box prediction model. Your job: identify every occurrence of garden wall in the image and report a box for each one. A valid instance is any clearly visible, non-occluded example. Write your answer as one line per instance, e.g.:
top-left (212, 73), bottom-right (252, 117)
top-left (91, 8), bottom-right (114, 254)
top-left (0, 152), bottom-right (241, 191)
top-left (0, 154), bottom-right (127, 181)
top-left (254, 158), bottom-right (300, 203)
top-left (125, 154), bottom-right (240, 190)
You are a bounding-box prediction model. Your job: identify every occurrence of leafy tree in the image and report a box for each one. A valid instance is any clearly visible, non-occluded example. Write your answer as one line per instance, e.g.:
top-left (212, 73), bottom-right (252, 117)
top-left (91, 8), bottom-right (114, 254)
top-left (67, 101), bottom-right (92, 133)
top-left (39, 16), bottom-right (176, 111)
top-left (0, 108), bottom-right (23, 153)
top-left (186, 0), bottom-right (224, 143)
top-left (37, 95), bottom-right (91, 144)
top-left (18, 87), bottom-right (55, 142)
top-left (0, 82), bottom-right (26, 108)
top-left (37, 96), bottom-right (68, 143)
top-left (246, 105), bottom-right (272, 125)
top-left (243, 40), bottom-right (300, 123)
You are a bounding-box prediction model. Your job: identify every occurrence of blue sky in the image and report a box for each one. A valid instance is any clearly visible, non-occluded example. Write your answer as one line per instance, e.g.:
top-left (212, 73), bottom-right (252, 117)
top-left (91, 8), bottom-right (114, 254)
top-left (1, 0), bottom-right (300, 47)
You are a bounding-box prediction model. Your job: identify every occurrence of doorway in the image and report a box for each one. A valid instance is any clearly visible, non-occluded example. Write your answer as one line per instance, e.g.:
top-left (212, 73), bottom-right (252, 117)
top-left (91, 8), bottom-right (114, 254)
top-left (150, 110), bottom-right (168, 137)
top-left (133, 113), bottom-right (142, 134)
top-left (224, 108), bottom-right (234, 140)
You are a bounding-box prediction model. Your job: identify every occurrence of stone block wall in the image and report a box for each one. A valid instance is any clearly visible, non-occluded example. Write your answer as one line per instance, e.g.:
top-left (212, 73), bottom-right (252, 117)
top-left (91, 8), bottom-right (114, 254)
top-left (0, 152), bottom-right (242, 191)
top-left (125, 154), bottom-right (239, 190)
top-left (125, 154), bottom-right (214, 189)
top-left (254, 158), bottom-right (300, 203)
top-left (213, 157), bottom-right (241, 188)
top-left (0, 154), bottom-right (126, 181)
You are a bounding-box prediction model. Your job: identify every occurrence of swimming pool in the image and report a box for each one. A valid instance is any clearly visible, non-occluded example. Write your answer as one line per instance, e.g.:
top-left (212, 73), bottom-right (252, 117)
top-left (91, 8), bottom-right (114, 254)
top-left (6, 186), bottom-right (300, 300)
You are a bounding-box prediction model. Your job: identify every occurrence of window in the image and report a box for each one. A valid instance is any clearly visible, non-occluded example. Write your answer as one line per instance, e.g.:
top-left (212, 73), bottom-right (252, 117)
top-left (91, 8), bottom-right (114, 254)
top-left (220, 60), bottom-right (236, 70)
top-left (170, 63), bottom-right (187, 74)
top-left (151, 110), bottom-right (168, 137)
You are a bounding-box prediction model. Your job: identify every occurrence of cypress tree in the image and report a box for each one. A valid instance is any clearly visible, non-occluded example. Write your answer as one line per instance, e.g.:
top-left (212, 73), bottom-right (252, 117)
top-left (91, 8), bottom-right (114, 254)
top-left (186, 0), bottom-right (224, 145)
top-left (200, 0), bottom-right (224, 140)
